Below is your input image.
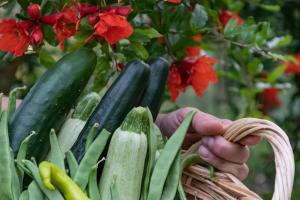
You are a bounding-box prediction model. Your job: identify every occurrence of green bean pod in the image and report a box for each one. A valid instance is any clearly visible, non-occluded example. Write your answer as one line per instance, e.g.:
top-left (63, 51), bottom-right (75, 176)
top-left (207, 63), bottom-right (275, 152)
top-left (161, 152), bottom-right (181, 200)
top-left (16, 131), bottom-right (36, 187)
top-left (147, 111), bottom-right (196, 200)
top-left (39, 161), bottom-right (89, 200)
top-left (73, 129), bottom-right (111, 190)
top-left (23, 160), bottom-right (64, 200)
top-left (48, 129), bottom-right (65, 172)
top-left (88, 166), bottom-right (100, 200)
top-left (7, 86), bottom-right (27, 120)
top-left (178, 153), bottom-right (207, 200)
top-left (141, 109), bottom-right (157, 200)
top-left (65, 151), bottom-right (79, 179)
top-left (0, 112), bottom-right (13, 200)
top-left (28, 181), bottom-right (44, 200)
top-left (19, 190), bottom-right (29, 200)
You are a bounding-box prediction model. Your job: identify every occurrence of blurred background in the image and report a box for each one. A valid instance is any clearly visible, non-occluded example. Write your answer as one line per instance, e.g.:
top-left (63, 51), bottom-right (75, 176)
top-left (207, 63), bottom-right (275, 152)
top-left (1, 0), bottom-right (300, 198)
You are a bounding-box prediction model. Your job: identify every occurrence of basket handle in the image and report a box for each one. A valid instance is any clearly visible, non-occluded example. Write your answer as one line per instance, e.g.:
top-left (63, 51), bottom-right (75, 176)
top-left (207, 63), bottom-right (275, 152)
top-left (222, 118), bottom-right (295, 200)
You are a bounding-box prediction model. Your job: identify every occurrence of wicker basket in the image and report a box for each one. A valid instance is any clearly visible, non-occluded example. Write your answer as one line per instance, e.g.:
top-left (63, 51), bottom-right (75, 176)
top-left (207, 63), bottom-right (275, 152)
top-left (182, 118), bottom-right (295, 200)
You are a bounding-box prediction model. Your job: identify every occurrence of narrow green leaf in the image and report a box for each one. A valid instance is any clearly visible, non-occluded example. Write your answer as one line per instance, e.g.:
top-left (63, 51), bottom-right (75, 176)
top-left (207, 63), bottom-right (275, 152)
top-left (259, 4), bottom-right (280, 11)
top-left (247, 59), bottom-right (263, 76)
top-left (65, 151), bottom-right (79, 179)
top-left (39, 49), bottom-right (56, 68)
top-left (0, 112), bottom-right (13, 199)
top-left (131, 41), bottom-right (149, 60)
top-left (48, 129), bottom-right (65, 171)
top-left (267, 65), bottom-right (286, 83)
top-left (224, 18), bottom-right (238, 37)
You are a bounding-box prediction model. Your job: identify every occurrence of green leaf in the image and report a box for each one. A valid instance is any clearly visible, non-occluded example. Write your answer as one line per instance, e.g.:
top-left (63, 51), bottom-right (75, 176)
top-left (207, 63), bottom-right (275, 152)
top-left (268, 35), bottom-right (292, 49)
top-left (134, 28), bottom-right (162, 39)
top-left (41, 0), bottom-right (60, 15)
top-left (259, 4), bottom-right (281, 11)
top-left (93, 56), bottom-right (112, 92)
top-left (39, 49), bottom-right (56, 68)
top-left (256, 22), bottom-right (271, 46)
top-left (224, 18), bottom-right (238, 37)
top-left (17, 0), bottom-right (29, 9)
top-left (190, 4), bottom-right (208, 29)
top-left (131, 41), bottom-right (149, 60)
top-left (247, 59), bottom-right (263, 76)
top-left (267, 65), bottom-right (286, 83)
top-left (42, 24), bottom-right (58, 47)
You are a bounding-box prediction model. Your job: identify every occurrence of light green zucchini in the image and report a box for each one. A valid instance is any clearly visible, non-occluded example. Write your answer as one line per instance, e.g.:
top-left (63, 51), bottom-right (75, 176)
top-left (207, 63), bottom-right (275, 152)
top-left (99, 107), bottom-right (149, 200)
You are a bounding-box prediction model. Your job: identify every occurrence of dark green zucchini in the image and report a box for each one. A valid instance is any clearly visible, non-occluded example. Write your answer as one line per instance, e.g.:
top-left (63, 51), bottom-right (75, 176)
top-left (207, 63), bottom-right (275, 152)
top-left (9, 48), bottom-right (97, 162)
top-left (71, 60), bottom-right (150, 162)
top-left (139, 57), bottom-right (169, 120)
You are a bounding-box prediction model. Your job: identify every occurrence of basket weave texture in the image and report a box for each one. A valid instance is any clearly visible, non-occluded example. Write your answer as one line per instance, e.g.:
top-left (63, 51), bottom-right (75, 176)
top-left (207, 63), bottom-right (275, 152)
top-left (182, 118), bottom-right (295, 200)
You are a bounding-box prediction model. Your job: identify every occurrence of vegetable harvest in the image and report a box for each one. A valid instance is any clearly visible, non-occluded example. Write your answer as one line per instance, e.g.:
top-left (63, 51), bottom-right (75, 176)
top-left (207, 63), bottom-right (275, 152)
top-left (9, 48), bottom-right (97, 162)
top-left (0, 44), bottom-right (292, 200)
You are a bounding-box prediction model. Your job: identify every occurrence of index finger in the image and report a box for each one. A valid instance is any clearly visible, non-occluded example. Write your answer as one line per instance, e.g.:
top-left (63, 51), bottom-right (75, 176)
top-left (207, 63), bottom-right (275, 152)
top-left (190, 111), bottom-right (232, 137)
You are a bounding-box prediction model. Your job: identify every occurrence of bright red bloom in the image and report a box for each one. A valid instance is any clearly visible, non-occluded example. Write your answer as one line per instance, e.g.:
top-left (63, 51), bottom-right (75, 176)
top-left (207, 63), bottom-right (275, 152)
top-left (167, 56), bottom-right (219, 101)
top-left (218, 10), bottom-right (243, 28)
top-left (283, 54), bottom-right (300, 75)
top-left (260, 87), bottom-right (281, 113)
top-left (93, 12), bottom-right (133, 44)
top-left (184, 35), bottom-right (202, 57)
top-left (29, 25), bottom-right (43, 46)
top-left (167, 0), bottom-right (181, 3)
top-left (0, 19), bottom-right (31, 57)
top-left (104, 6), bottom-right (133, 17)
top-left (27, 4), bottom-right (41, 20)
top-left (54, 5), bottom-right (79, 49)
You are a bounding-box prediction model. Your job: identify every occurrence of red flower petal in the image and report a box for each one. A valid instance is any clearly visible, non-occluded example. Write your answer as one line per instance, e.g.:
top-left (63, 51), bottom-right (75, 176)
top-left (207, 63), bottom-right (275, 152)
top-left (54, 5), bottom-right (79, 49)
top-left (284, 54), bottom-right (300, 75)
top-left (184, 35), bottom-right (202, 57)
top-left (29, 25), bottom-right (43, 46)
top-left (93, 12), bottom-right (133, 44)
top-left (188, 56), bottom-right (219, 96)
top-left (0, 19), bottom-right (29, 56)
top-left (167, 0), bottom-right (181, 4)
top-left (218, 10), bottom-right (243, 28)
top-left (260, 87), bottom-right (282, 113)
top-left (104, 6), bottom-right (133, 16)
top-left (167, 66), bottom-right (183, 101)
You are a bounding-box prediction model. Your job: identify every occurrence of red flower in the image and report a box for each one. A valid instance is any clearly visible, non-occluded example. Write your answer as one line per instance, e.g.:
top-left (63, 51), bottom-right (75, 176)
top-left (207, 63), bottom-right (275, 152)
top-left (27, 4), bottom-right (41, 20)
top-left (29, 25), bottom-right (43, 46)
top-left (184, 35), bottom-right (202, 57)
top-left (54, 5), bottom-right (79, 49)
top-left (104, 6), bottom-right (133, 17)
top-left (260, 87), bottom-right (281, 113)
top-left (167, 0), bottom-right (181, 3)
top-left (284, 54), bottom-right (300, 75)
top-left (0, 19), bottom-right (31, 56)
top-left (218, 10), bottom-right (243, 28)
top-left (167, 56), bottom-right (219, 101)
top-left (93, 12), bottom-right (133, 44)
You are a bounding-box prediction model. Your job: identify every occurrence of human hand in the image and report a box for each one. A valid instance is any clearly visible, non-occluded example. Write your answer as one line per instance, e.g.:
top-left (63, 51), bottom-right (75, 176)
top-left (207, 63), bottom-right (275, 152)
top-left (155, 107), bottom-right (261, 180)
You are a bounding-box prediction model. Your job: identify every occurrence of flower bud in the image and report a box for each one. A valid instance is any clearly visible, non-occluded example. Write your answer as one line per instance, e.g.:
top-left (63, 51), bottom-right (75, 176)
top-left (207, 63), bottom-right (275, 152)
top-left (27, 4), bottom-right (41, 19)
top-left (29, 26), bottom-right (43, 46)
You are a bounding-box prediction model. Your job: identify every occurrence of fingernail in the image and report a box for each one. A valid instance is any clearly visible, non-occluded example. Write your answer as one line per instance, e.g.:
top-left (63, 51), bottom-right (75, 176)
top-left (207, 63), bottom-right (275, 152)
top-left (199, 145), bottom-right (210, 159)
top-left (202, 137), bottom-right (214, 147)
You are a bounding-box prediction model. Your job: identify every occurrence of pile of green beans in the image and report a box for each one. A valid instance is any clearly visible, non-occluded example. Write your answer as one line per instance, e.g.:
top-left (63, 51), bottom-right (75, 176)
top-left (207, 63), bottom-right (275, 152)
top-left (0, 89), bottom-right (202, 200)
